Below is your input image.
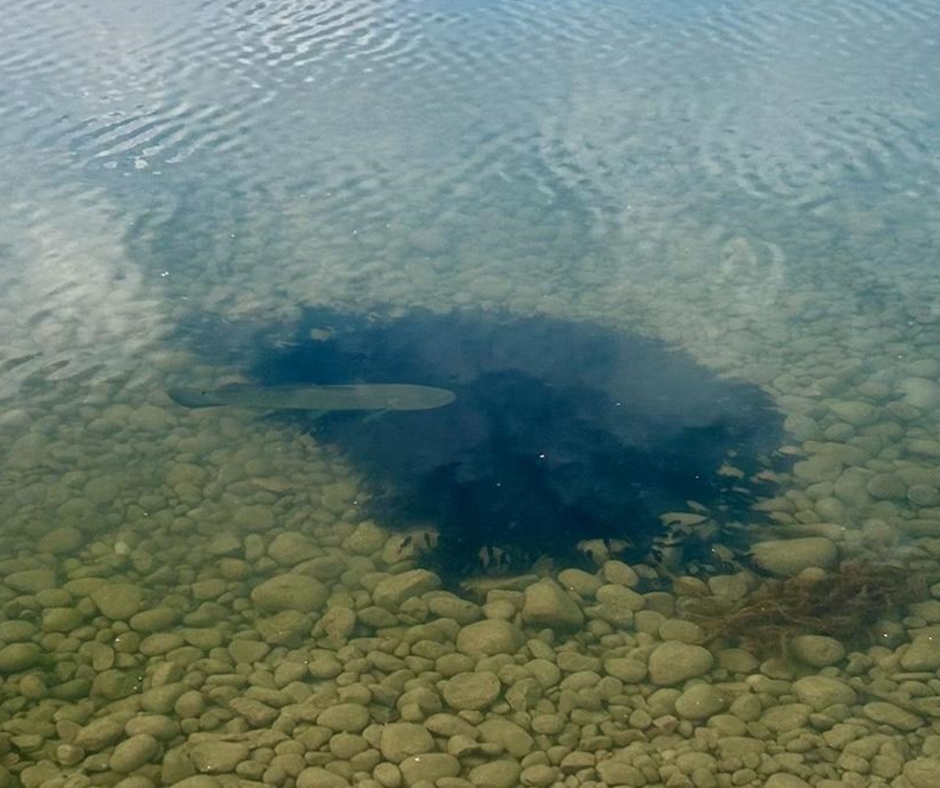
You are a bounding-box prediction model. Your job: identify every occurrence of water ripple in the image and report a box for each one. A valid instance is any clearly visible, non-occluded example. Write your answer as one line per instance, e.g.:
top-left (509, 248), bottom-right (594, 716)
top-left (2, 0), bottom-right (940, 395)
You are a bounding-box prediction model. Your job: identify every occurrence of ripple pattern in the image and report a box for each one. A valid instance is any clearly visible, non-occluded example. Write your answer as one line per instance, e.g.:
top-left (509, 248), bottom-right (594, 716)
top-left (2, 0), bottom-right (940, 394)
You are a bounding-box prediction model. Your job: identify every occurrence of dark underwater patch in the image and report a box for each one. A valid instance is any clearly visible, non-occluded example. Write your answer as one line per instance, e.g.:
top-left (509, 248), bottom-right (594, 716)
top-left (244, 308), bottom-right (786, 580)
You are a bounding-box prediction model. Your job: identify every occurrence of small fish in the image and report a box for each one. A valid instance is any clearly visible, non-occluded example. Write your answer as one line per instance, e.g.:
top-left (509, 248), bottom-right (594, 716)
top-left (167, 383), bottom-right (456, 412)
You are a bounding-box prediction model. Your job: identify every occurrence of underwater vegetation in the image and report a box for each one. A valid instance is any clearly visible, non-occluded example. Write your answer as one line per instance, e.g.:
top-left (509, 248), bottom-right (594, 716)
top-left (687, 560), bottom-right (930, 656)
top-left (236, 307), bottom-right (787, 581)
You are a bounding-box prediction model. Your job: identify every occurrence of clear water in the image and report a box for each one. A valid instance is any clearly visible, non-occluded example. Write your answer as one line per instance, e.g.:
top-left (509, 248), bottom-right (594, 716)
top-left (2, 0), bottom-right (940, 782)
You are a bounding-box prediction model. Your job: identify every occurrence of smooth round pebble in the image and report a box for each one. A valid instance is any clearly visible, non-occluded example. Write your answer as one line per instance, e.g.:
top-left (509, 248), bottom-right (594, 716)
top-left (372, 569), bottom-right (442, 609)
top-left (379, 724), bottom-right (434, 763)
top-left (788, 635), bottom-right (845, 667)
top-left (791, 676), bottom-right (856, 710)
top-left (442, 671), bottom-right (501, 710)
top-left (863, 701), bottom-right (924, 731)
top-left (455, 620), bottom-right (525, 656)
top-left (250, 573), bottom-right (328, 613)
top-left (190, 741), bottom-right (250, 773)
top-left (520, 764), bottom-right (558, 787)
top-left (648, 641), bottom-right (714, 686)
top-left (399, 754), bottom-right (460, 786)
top-left (296, 767), bottom-right (350, 788)
top-left (468, 760), bottom-right (521, 788)
top-left (674, 684), bottom-right (727, 719)
top-left (764, 775), bottom-right (812, 788)
top-left (317, 704), bottom-right (370, 733)
top-left (904, 758), bottom-right (940, 788)
top-left (901, 635), bottom-right (940, 670)
top-left (90, 583), bottom-right (144, 619)
top-left (169, 778), bottom-right (222, 788)
top-left (750, 537), bottom-right (837, 576)
top-left (0, 643), bottom-right (41, 674)
top-left (110, 734), bottom-right (160, 772)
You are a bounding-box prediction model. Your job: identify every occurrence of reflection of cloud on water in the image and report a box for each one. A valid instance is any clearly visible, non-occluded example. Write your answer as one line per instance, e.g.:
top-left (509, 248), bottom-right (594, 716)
top-left (0, 170), bottom-right (168, 403)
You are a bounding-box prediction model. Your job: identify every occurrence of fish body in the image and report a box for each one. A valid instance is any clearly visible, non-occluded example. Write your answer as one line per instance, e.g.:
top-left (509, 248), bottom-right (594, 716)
top-left (167, 383), bottom-right (456, 411)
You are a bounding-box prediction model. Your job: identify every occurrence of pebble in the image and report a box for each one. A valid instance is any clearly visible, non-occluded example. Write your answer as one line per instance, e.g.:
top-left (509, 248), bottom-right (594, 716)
top-left (900, 635), bottom-right (940, 670)
top-left (41, 607), bottom-right (83, 632)
top-left (659, 619), bottom-right (705, 644)
top-left (229, 697), bottom-right (278, 727)
top-left (268, 532), bottom-right (319, 565)
top-left (793, 455), bottom-right (843, 483)
top-left (250, 573), bottom-right (328, 613)
top-left (190, 740), bottom-right (251, 773)
top-left (5, 569), bottom-right (56, 594)
top-left (455, 620), bottom-right (525, 656)
top-left (898, 378), bottom-right (940, 410)
top-left (557, 568), bottom-right (602, 596)
top-left (862, 701), bottom-right (924, 731)
top-left (764, 775), bottom-right (812, 788)
top-left (74, 717), bottom-right (126, 751)
top-left (373, 762), bottom-right (402, 788)
top-left (866, 472), bottom-right (907, 499)
top-left (595, 760), bottom-right (646, 786)
top-left (521, 579), bottom-right (584, 628)
top-left (233, 505), bottom-right (275, 532)
top-left (908, 484), bottom-right (940, 506)
top-left (126, 715), bottom-right (178, 740)
top-left (829, 400), bottom-right (877, 426)
top-left (228, 639), bottom-right (270, 664)
top-left (142, 683), bottom-right (188, 714)
top-left (478, 719), bottom-right (534, 759)
top-left (909, 439), bottom-right (940, 458)
top-left (909, 599), bottom-right (940, 622)
top-left (674, 683), bottom-right (727, 719)
top-left (379, 724), bottom-right (435, 762)
top-left (344, 521), bottom-right (388, 554)
top-left (787, 635), bottom-right (845, 667)
top-left (399, 753), bottom-right (460, 786)
top-left (750, 537), bottom-right (837, 576)
top-left (90, 583), bottom-right (144, 619)
top-left (601, 560), bottom-right (640, 586)
top-left (317, 704), bottom-right (371, 733)
top-left (604, 658), bottom-right (647, 683)
top-left (904, 758), bottom-right (940, 788)
top-left (0, 643), bottom-right (41, 673)
top-left (442, 671), bottom-right (501, 710)
top-left (467, 760), bottom-right (521, 788)
top-left (760, 703), bottom-right (811, 733)
top-left (296, 767), bottom-right (350, 788)
top-left (115, 777), bottom-right (159, 788)
top-left (791, 676), bottom-right (856, 710)
top-left (373, 570), bottom-right (442, 609)
top-left (648, 641), bottom-right (714, 686)
top-left (36, 526), bottom-right (83, 554)
top-left (110, 733), bottom-right (160, 772)
top-left (520, 764), bottom-right (558, 786)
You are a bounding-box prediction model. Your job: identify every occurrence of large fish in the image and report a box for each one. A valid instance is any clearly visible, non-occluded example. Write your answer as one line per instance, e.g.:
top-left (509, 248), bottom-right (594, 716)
top-left (167, 383), bottom-right (456, 411)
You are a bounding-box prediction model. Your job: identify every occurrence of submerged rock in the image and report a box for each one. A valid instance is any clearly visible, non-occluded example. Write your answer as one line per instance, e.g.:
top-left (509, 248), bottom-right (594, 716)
top-left (750, 536), bottom-right (837, 576)
top-left (522, 579), bottom-right (585, 629)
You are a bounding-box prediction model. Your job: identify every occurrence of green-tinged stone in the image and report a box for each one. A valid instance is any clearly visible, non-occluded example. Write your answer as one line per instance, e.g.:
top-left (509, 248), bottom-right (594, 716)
top-left (90, 583), bottom-right (144, 619)
top-left (250, 573), bottom-right (328, 614)
top-left (0, 643), bottom-right (41, 674)
top-left (6, 569), bottom-right (56, 594)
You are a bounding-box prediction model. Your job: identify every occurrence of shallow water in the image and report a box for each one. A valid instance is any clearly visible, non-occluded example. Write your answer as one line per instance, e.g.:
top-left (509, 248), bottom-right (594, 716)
top-left (2, 0), bottom-right (940, 785)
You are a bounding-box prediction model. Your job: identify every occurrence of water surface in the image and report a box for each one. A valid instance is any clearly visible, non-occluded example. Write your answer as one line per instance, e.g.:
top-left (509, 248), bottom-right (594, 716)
top-left (2, 0), bottom-right (940, 782)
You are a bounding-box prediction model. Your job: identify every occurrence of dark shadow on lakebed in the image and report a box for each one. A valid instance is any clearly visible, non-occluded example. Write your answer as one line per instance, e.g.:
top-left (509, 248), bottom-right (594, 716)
top-left (189, 307), bottom-right (787, 581)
